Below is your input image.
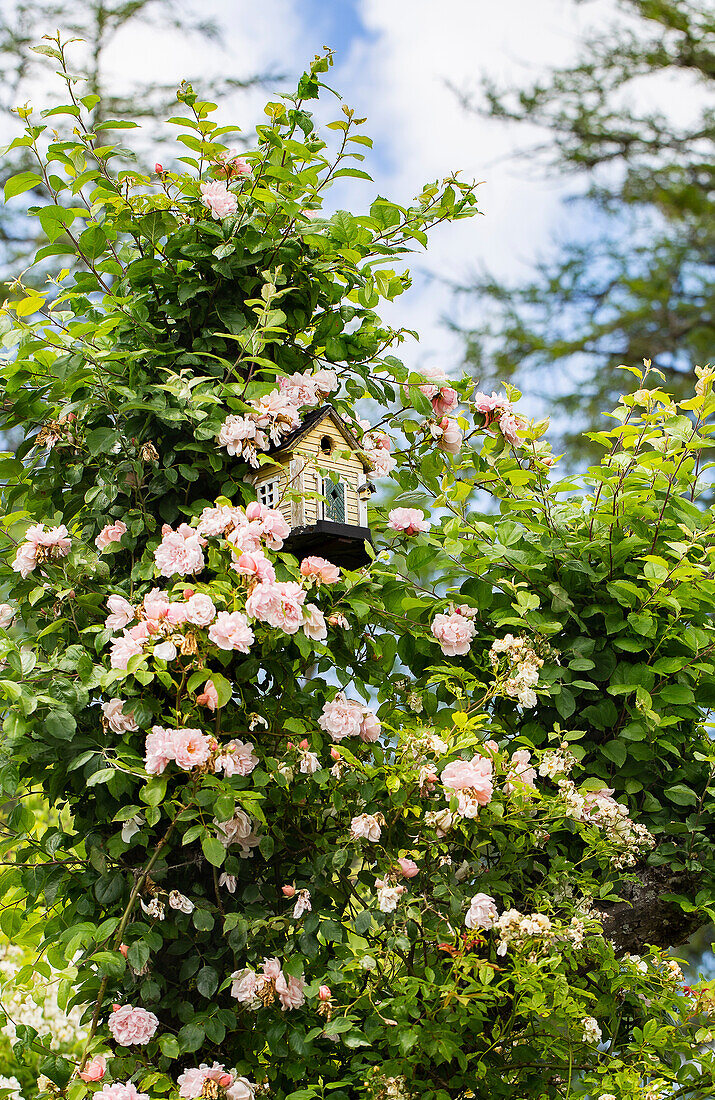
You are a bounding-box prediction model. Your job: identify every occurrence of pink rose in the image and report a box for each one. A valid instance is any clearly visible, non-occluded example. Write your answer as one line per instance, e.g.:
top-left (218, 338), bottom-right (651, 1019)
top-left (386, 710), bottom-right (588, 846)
top-left (319, 693), bottom-right (364, 741)
top-left (102, 699), bottom-right (138, 734)
top-left (318, 985), bottom-right (332, 1001)
top-left (302, 603), bottom-right (327, 641)
top-left (109, 630), bottom-right (144, 671)
top-left (432, 386), bottom-right (459, 417)
top-left (275, 972), bottom-right (306, 1011)
top-left (171, 728), bottom-right (212, 771)
top-left (144, 727), bottom-right (174, 775)
top-left (465, 892), bottom-right (499, 930)
top-left (216, 147), bottom-right (252, 178)
top-left (12, 542), bottom-right (37, 578)
top-left (96, 1084), bottom-right (149, 1100)
top-left (185, 593), bottom-right (216, 626)
top-left (178, 1065), bottom-right (234, 1100)
top-left (105, 595), bottom-right (134, 632)
top-left (26, 522), bottom-right (72, 555)
top-left (154, 524), bottom-right (205, 578)
top-left (350, 813), bottom-right (382, 842)
top-left (230, 968), bottom-right (259, 1004)
top-left (232, 551), bottom-right (276, 585)
top-left (505, 748), bottom-right (537, 793)
top-left (261, 957), bottom-right (283, 982)
top-left (387, 508), bottom-right (430, 535)
top-left (359, 709), bottom-right (381, 743)
top-left (107, 1003), bottom-right (159, 1046)
top-left (397, 857), bottom-right (419, 878)
top-left (142, 588), bottom-right (170, 621)
top-left (431, 611), bottom-right (476, 656)
top-left (245, 581), bottom-right (306, 634)
top-left (196, 505), bottom-right (242, 537)
top-left (166, 601), bottom-right (189, 626)
top-left (196, 679), bottom-right (220, 711)
top-left (215, 739), bottom-right (258, 777)
top-left (441, 755), bottom-right (493, 806)
top-left (281, 884), bottom-right (296, 898)
top-left (199, 179), bottom-right (238, 219)
top-left (95, 520), bottom-right (127, 551)
top-left (300, 556), bottom-right (341, 586)
top-left (258, 508), bottom-right (291, 551)
top-left (0, 604), bottom-right (14, 629)
top-left (208, 611), bottom-right (254, 652)
top-left (79, 1055), bottom-right (107, 1082)
top-left (436, 417), bottom-right (463, 455)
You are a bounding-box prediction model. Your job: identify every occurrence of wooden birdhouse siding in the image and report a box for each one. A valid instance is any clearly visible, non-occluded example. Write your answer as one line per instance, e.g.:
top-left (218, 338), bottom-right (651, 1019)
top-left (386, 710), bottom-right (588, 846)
top-left (244, 405), bottom-right (374, 567)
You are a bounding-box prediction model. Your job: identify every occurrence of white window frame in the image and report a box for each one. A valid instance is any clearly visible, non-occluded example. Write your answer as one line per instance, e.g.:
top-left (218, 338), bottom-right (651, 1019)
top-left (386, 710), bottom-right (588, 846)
top-left (256, 478), bottom-right (278, 509)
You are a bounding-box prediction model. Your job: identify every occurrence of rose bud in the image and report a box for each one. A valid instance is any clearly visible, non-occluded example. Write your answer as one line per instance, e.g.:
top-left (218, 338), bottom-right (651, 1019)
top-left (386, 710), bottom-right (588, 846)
top-left (318, 985), bottom-right (332, 1001)
top-left (282, 884), bottom-right (296, 898)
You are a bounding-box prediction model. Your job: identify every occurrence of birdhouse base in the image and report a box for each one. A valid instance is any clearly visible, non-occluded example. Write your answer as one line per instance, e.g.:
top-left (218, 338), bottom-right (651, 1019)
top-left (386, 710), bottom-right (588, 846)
top-left (283, 521), bottom-right (373, 569)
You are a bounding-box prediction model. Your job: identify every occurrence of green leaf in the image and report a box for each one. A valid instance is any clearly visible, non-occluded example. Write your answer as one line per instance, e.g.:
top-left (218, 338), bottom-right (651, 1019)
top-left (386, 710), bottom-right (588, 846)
top-left (4, 172), bottom-right (43, 200)
top-left (664, 784), bottom-right (698, 807)
top-left (201, 835), bottom-right (225, 867)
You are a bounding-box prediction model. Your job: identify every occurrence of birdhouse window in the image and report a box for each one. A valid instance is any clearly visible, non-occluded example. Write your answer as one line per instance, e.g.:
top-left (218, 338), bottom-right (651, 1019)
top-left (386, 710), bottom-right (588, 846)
top-left (320, 435), bottom-right (333, 455)
top-left (322, 477), bottom-right (347, 523)
top-left (257, 478), bottom-right (278, 509)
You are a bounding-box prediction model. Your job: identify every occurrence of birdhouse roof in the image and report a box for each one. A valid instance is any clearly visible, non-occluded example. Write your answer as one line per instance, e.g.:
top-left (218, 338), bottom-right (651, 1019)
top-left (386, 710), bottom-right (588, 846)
top-left (272, 404), bottom-right (372, 473)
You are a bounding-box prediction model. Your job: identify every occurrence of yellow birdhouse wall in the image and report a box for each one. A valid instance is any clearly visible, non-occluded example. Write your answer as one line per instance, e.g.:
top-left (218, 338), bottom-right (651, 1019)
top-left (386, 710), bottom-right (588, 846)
top-left (247, 411), bottom-right (371, 534)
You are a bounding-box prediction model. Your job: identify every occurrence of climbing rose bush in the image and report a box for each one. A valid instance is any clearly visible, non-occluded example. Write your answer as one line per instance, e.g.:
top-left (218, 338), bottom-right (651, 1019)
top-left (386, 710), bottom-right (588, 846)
top-left (1, 40), bottom-right (715, 1100)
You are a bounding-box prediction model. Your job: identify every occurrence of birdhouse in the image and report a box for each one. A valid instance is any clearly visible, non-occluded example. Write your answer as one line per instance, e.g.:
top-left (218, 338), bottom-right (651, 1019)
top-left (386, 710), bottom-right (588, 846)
top-left (243, 404), bottom-right (374, 568)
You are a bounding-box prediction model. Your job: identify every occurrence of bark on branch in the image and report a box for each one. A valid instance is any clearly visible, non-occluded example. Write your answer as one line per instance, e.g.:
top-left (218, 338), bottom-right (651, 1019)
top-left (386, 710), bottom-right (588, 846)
top-left (597, 863), bottom-right (704, 953)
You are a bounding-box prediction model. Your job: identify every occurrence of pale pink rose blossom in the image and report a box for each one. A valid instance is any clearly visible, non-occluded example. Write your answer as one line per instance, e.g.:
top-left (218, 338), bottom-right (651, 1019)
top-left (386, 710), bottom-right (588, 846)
top-left (319, 693), bottom-right (364, 741)
top-left (216, 148), bottom-right (252, 177)
top-left (300, 556), bottom-right (341, 585)
top-left (388, 508), bottom-right (430, 535)
top-left (436, 417), bottom-right (463, 455)
top-left (230, 968), bottom-right (259, 1005)
top-left (228, 520), bottom-right (264, 555)
top-left (465, 892), bottom-right (499, 930)
top-left (232, 551), bottom-right (276, 584)
top-left (196, 680), bottom-right (220, 710)
top-left (208, 611), bottom-right (254, 652)
top-left (245, 581), bottom-right (306, 634)
top-left (102, 699), bottom-right (138, 734)
top-left (196, 505), bottom-right (242, 537)
top-left (144, 727), bottom-right (175, 775)
top-left (153, 640), bottom-right (177, 661)
top-left (219, 873), bottom-right (237, 893)
top-left (171, 728), bottom-right (212, 771)
top-left (432, 386), bottom-right (459, 417)
top-left (154, 524), bottom-right (205, 578)
top-left (261, 957), bottom-right (283, 982)
top-left (441, 755), bottom-right (493, 807)
top-left (246, 503), bottom-right (290, 551)
top-left (107, 1004), bottom-right (159, 1046)
top-left (25, 522), bottom-right (72, 555)
top-left (95, 520), bottom-right (127, 551)
top-left (279, 371), bottom-right (319, 407)
top-left (227, 1079), bottom-right (256, 1100)
top-left (217, 415), bottom-right (264, 460)
top-left (109, 630), bottom-right (145, 670)
top-left (12, 542), bottom-right (37, 578)
top-left (215, 811), bottom-right (259, 857)
top-left (79, 1055), bottom-right (107, 1082)
top-left (215, 739), bottom-right (258, 777)
top-left (96, 1084), bottom-right (149, 1100)
top-left (142, 588), bottom-right (170, 621)
top-left (200, 179), bottom-right (238, 219)
top-left (302, 603), bottom-right (327, 641)
top-left (397, 858), bottom-right (419, 879)
top-left (275, 972), bottom-right (306, 1011)
top-left (505, 749), bottom-right (537, 793)
top-left (178, 1064), bottom-right (236, 1100)
top-left (185, 593), bottom-right (216, 626)
top-left (166, 602), bottom-right (190, 626)
top-left (0, 604), bottom-right (14, 629)
top-left (350, 813), bottom-right (382, 842)
top-left (359, 709), bottom-right (381, 743)
top-left (431, 611), bottom-right (476, 656)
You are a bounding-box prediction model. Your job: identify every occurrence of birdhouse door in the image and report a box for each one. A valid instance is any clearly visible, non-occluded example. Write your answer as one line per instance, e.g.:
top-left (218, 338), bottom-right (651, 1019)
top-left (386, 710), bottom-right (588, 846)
top-left (323, 477), bottom-right (347, 523)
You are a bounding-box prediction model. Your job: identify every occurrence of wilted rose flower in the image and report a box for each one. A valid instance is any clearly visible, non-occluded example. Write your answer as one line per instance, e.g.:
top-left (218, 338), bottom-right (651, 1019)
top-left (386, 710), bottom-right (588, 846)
top-left (465, 892), bottom-right (499, 930)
